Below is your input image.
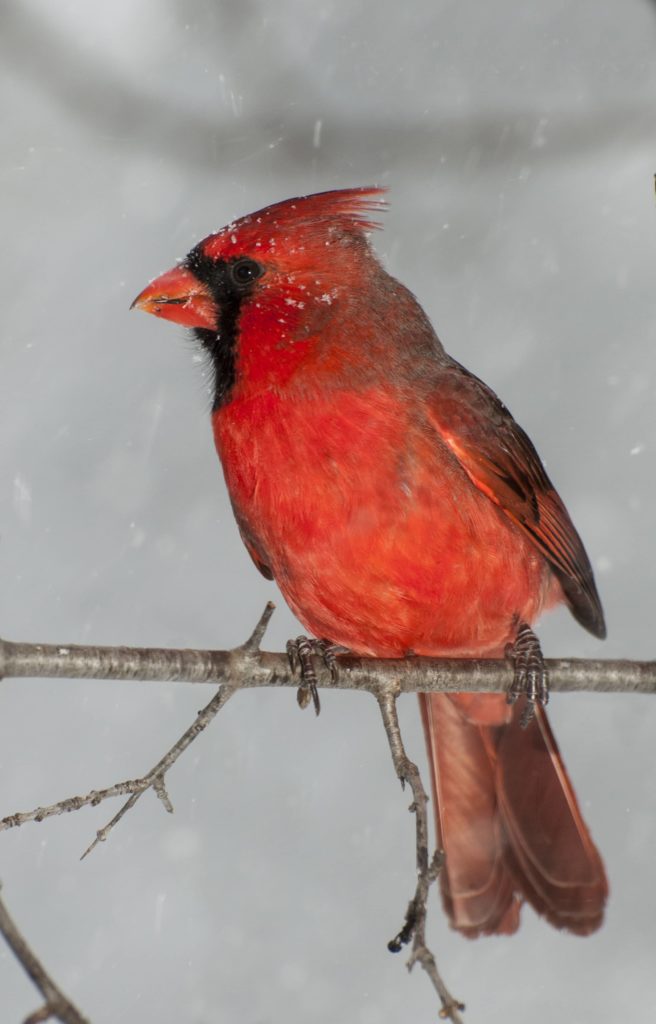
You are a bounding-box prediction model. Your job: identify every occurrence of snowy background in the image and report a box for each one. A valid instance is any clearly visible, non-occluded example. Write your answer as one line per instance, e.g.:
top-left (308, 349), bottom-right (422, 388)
top-left (1, 1), bottom-right (655, 1021)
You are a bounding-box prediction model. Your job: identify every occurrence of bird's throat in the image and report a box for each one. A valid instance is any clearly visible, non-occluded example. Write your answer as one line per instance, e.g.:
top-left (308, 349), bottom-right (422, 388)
top-left (193, 312), bottom-right (241, 411)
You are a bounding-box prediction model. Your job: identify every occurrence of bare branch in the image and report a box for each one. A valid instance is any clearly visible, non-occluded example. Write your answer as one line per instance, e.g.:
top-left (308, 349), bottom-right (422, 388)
top-left (0, 681), bottom-right (235, 852)
top-left (1, 605), bottom-right (279, 853)
top-left (0, 604), bottom-right (652, 1020)
top-left (77, 603), bottom-right (276, 857)
top-left (0, 629), bottom-right (653, 696)
top-left (0, 885), bottom-right (90, 1024)
top-left (2, 615), bottom-right (646, 841)
top-left (377, 690), bottom-right (465, 1024)
top-left (79, 682), bottom-right (235, 859)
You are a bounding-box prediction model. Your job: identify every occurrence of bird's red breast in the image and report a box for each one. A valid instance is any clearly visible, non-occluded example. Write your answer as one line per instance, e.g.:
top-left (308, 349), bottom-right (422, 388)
top-left (214, 380), bottom-right (557, 659)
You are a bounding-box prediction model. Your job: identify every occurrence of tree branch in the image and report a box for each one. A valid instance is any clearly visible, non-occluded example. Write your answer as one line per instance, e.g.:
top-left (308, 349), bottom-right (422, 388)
top-left (0, 885), bottom-right (90, 1024)
top-left (1, 605), bottom-right (648, 848)
top-left (377, 690), bottom-right (465, 1023)
top-left (1, 605), bottom-right (278, 849)
top-left (78, 681), bottom-right (235, 859)
top-left (1, 605), bottom-right (651, 847)
top-left (1, 604), bottom-right (652, 1022)
top-left (0, 627), bottom-right (653, 696)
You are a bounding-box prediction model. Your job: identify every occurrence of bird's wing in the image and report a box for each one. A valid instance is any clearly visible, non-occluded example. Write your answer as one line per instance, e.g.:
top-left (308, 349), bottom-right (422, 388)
top-left (426, 361), bottom-right (605, 638)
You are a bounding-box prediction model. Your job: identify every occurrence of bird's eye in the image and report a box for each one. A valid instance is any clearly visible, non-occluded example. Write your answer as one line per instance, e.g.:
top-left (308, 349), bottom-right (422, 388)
top-left (229, 258), bottom-right (264, 287)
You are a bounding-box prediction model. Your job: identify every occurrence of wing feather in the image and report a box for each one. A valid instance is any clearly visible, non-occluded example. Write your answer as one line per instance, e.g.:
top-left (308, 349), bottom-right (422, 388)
top-left (427, 362), bottom-right (606, 638)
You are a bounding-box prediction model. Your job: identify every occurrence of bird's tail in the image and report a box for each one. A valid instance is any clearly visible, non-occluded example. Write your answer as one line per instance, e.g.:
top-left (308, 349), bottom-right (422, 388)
top-left (419, 692), bottom-right (608, 937)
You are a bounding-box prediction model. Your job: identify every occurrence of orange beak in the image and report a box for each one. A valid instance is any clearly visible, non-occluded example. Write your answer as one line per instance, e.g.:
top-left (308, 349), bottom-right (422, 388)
top-left (130, 264), bottom-right (217, 330)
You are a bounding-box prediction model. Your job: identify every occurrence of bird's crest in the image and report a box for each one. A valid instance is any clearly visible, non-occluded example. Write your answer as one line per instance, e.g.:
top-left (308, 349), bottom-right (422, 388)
top-left (201, 187), bottom-right (388, 261)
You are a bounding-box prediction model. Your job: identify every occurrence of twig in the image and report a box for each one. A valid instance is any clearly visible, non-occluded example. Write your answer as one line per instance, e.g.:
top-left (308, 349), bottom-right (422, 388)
top-left (0, 884), bottom-right (90, 1024)
top-left (0, 605), bottom-right (276, 856)
top-left (79, 681), bottom-right (234, 858)
top-left (377, 690), bottom-right (465, 1024)
top-left (77, 603), bottom-right (274, 857)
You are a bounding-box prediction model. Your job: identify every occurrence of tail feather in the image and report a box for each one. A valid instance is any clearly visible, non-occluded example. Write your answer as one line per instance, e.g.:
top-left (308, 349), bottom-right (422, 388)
top-left (420, 693), bottom-right (520, 936)
top-left (419, 693), bottom-right (607, 937)
top-left (495, 704), bottom-right (607, 935)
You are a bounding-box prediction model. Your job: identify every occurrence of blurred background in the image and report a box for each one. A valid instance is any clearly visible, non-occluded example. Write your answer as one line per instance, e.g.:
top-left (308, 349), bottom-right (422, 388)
top-left (1, 1), bottom-right (655, 1021)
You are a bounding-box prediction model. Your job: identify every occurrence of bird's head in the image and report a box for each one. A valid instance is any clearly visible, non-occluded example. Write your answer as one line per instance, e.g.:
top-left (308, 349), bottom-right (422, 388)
top-left (132, 187), bottom-right (388, 406)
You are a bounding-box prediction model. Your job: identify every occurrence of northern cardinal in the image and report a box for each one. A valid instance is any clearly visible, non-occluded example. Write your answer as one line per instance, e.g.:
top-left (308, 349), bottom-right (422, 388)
top-left (133, 187), bottom-right (607, 937)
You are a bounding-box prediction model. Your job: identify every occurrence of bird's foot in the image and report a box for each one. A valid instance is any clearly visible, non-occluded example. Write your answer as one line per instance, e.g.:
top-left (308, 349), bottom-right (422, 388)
top-left (286, 637), bottom-right (342, 715)
top-left (505, 622), bottom-right (548, 727)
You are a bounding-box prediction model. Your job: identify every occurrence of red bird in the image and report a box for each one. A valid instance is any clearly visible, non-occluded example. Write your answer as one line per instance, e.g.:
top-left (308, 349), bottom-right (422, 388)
top-left (133, 187), bottom-right (607, 937)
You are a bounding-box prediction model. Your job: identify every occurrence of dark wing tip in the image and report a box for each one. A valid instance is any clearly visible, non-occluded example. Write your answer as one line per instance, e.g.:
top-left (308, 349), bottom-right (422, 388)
top-left (559, 573), bottom-right (607, 640)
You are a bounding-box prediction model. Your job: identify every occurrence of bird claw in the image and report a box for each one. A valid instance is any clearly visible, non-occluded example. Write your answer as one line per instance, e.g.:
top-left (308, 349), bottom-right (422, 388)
top-left (286, 637), bottom-right (342, 715)
top-left (505, 622), bottom-right (549, 727)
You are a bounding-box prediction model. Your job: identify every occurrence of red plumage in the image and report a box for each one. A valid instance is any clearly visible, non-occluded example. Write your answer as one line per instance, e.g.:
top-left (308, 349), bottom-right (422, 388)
top-left (133, 187), bottom-right (607, 937)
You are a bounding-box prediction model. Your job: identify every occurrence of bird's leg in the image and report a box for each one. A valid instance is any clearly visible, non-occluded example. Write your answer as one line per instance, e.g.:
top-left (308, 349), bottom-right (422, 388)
top-left (286, 636), bottom-right (343, 715)
top-left (505, 622), bottom-right (548, 727)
